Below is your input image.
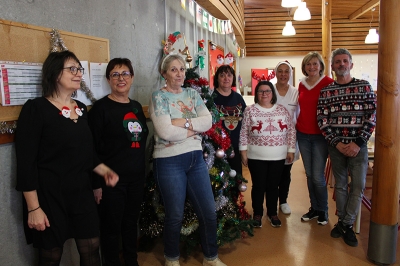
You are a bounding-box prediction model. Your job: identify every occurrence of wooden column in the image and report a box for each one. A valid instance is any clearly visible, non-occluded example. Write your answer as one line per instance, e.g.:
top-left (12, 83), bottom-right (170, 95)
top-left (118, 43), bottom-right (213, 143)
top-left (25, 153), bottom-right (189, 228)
top-left (321, 0), bottom-right (332, 77)
top-left (367, 0), bottom-right (400, 264)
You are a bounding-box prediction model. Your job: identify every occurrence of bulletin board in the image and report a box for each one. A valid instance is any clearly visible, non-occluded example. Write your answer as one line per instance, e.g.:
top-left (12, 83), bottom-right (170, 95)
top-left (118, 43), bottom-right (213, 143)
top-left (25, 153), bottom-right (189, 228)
top-left (0, 19), bottom-right (110, 144)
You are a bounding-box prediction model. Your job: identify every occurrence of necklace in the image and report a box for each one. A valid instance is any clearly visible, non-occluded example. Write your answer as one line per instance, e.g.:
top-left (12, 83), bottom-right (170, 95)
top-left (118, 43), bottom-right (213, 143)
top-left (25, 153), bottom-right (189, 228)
top-left (48, 97), bottom-right (82, 123)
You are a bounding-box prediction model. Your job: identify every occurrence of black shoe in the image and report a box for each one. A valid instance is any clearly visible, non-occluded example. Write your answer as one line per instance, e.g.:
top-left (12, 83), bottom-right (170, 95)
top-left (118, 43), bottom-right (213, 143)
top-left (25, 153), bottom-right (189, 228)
top-left (301, 207), bottom-right (319, 221)
top-left (343, 224), bottom-right (358, 247)
top-left (317, 211), bottom-right (328, 225)
top-left (268, 215), bottom-right (282, 227)
top-left (253, 215), bottom-right (262, 228)
top-left (330, 221), bottom-right (343, 238)
top-left (331, 221), bottom-right (358, 247)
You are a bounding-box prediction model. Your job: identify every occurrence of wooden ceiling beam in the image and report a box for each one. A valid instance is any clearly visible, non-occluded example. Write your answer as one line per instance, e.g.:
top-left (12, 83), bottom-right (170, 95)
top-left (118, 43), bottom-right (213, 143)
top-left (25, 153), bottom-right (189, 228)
top-left (348, 0), bottom-right (380, 20)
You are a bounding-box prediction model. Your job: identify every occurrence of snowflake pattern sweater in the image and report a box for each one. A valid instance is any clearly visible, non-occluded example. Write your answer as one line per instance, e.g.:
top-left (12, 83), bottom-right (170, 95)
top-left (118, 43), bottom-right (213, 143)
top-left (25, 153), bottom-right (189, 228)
top-left (239, 103), bottom-right (296, 160)
top-left (317, 78), bottom-right (377, 147)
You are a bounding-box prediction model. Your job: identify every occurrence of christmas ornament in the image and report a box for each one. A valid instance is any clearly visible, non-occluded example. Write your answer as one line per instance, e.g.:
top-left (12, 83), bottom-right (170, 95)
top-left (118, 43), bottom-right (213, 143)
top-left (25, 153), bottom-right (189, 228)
top-left (238, 183), bottom-right (247, 192)
top-left (215, 148), bottom-right (225, 158)
top-left (215, 195), bottom-right (229, 211)
top-left (229, 150), bottom-right (235, 158)
top-left (197, 39), bottom-right (205, 70)
top-left (0, 121), bottom-right (17, 134)
top-left (203, 152), bottom-right (208, 158)
top-left (229, 169), bottom-right (237, 178)
top-left (224, 52), bottom-right (234, 64)
top-left (216, 54), bottom-right (224, 65)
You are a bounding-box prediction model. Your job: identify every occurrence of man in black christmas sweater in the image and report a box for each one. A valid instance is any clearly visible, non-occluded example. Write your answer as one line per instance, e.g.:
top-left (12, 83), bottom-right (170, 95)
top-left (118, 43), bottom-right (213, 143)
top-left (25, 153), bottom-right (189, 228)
top-left (317, 48), bottom-right (377, 247)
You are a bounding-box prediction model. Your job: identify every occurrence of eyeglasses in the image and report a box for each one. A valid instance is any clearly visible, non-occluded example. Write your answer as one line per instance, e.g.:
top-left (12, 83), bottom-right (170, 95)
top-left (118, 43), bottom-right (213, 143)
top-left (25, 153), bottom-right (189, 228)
top-left (63, 66), bottom-right (85, 75)
top-left (110, 71), bottom-right (132, 80)
top-left (257, 90), bottom-right (272, 95)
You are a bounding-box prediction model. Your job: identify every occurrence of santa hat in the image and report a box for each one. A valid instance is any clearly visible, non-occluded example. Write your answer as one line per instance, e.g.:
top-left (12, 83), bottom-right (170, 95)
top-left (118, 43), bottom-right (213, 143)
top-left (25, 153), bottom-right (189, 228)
top-left (59, 106), bottom-right (70, 114)
top-left (124, 112), bottom-right (137, 121)
top-left (274, 61), bottom-right (293, 79)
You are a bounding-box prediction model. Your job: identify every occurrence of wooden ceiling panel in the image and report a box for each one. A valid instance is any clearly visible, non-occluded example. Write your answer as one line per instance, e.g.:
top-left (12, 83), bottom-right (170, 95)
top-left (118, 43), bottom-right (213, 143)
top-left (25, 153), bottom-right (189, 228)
top-left (243, 0), bottom-right (380, 56)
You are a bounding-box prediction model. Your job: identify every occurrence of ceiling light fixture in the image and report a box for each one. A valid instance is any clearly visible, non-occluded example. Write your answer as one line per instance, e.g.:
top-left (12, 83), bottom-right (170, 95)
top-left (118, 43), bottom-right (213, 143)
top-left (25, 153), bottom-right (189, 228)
top-left (365, 8), bottom-right (379, 44)
top-left (282, 21), bottom-right (296, 36)
top-left (281, 0), bottom-right (301, 8)
top-left (282, 8), bottom-right (296, 36)
top-left (294, 2), bottom-right (311, 21)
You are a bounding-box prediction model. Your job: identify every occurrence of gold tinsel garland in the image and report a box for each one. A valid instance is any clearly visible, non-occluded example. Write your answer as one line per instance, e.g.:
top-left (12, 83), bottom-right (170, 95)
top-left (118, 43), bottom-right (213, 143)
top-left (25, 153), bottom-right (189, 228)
top-left (0, 121), bottom-right (17, 134)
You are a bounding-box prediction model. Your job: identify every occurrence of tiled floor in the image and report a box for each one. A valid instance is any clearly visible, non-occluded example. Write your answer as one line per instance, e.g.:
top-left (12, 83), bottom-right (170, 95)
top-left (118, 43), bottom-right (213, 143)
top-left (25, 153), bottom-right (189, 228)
top-left (137, 159), bottom-right (400, 266)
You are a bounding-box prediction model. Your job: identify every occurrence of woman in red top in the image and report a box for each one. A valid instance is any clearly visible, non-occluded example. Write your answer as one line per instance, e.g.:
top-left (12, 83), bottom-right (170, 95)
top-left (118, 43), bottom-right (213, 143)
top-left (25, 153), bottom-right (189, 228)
top-left (296, 52), bottom-right (334, 226)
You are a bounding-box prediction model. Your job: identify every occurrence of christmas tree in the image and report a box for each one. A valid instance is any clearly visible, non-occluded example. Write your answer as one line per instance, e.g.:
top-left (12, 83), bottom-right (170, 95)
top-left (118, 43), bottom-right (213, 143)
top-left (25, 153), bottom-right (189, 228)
top-left (139, 67), bottom-right (253, 256)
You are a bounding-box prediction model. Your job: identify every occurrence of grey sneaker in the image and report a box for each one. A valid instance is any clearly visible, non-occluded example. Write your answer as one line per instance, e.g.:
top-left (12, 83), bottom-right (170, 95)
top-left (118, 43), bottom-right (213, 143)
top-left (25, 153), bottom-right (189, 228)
top-left (301, 207), bottom-right (319, 221)
top-left (280, 203), bottom-right (291, 214)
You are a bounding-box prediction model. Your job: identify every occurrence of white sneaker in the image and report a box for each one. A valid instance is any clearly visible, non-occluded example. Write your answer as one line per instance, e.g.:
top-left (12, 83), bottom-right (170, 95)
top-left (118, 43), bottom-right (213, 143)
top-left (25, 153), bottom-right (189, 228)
top-left (165, 258), bottom-right (180, 266)
top-left (203, 257), bottom-right (227, 266)
top-left (280, 203), bottom-right (291, 214)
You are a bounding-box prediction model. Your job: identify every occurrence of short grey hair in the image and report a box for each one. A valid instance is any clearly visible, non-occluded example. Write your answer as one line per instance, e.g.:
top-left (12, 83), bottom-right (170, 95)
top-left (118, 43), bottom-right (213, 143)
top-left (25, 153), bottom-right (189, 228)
top-left (331, 48), bottom-right (352, 63)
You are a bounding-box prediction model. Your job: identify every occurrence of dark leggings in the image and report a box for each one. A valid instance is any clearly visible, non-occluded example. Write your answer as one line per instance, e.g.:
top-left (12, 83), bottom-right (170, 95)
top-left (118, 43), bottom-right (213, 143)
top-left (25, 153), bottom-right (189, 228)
top-left (38, 237), bottom-right (100, 266)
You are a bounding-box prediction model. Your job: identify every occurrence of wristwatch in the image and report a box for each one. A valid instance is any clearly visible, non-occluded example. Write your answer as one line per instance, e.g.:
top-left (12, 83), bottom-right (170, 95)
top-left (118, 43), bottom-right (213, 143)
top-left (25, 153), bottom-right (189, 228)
top-left (184, 118), bottom-right (190, 129)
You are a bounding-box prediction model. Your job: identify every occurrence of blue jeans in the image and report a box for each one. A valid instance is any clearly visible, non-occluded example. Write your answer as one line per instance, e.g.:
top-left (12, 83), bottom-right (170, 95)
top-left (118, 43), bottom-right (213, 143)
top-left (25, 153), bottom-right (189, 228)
top-left (328, 144), bottom-right (368, 225)
top-left (153, 150), bottom-right (218, 261)
top-left (297, 131), bottom-right (329, 212)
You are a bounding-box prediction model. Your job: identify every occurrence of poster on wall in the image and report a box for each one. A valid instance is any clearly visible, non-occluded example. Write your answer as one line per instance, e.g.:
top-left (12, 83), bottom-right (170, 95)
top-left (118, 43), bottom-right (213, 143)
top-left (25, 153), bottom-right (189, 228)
top-left (208, 41), bottom-right (224, 90)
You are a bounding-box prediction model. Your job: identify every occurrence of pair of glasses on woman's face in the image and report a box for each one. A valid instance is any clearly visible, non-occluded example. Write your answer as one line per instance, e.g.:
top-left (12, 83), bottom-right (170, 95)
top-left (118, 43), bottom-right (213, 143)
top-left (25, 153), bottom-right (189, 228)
top-left (109, 71), bottom-right (132, 80)
top-left (257, 90), bottom-right (272, 95)
top-left (63, 66), bottom-right (85, 75)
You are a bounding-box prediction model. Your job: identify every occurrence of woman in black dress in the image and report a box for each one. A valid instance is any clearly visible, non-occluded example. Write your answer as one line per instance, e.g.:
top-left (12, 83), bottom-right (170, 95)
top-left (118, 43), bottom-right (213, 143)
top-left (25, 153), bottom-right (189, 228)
top-left (15, 51), bottom-right (118, 265)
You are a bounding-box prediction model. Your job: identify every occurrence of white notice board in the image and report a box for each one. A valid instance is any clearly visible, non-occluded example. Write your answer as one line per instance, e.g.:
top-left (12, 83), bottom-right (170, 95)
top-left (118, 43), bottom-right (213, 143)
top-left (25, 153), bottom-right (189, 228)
top-left (0, 61), bottom-right (42, 106)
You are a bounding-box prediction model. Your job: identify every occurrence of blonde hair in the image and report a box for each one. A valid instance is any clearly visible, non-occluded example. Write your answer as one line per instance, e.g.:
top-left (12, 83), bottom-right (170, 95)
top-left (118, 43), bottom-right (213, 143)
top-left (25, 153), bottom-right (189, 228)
top-left (301, 52), bottom-right (325, 77)
top-left (160, 54), bottom-right (186, 76)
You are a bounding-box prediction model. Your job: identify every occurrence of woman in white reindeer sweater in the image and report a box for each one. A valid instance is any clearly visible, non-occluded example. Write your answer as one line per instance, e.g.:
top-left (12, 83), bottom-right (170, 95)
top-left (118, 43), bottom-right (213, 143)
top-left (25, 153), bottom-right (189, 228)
top-left (239, 80), bottom-right (296, 228)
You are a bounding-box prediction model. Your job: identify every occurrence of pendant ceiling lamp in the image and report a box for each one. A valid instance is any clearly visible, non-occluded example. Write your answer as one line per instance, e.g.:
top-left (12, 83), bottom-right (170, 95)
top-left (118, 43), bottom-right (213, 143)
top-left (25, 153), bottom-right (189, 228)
top-left (365, 8), bottom-right (379, 44)
top-left (282, 9), bottom-right (296, 36)
top-left (281, 0), bottom-right (301, 8)
top-left (282, 21), bottom-right (296, 36)
top-left (294, 2), bottom-right (311, 21)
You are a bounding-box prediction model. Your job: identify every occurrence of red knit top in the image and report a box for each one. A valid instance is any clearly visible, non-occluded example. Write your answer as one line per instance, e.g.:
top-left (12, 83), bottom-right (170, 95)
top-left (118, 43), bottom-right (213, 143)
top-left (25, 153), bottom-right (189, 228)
top-left (296, 75), bottom-right (334, 134)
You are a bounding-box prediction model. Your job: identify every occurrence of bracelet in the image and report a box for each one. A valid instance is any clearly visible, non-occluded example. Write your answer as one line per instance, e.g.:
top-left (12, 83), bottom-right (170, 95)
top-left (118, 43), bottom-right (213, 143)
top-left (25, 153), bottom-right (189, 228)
top-left (28, 206), bottom-right (41, 213)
